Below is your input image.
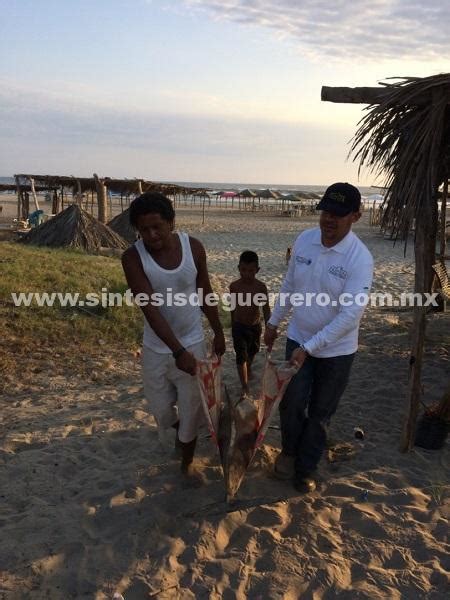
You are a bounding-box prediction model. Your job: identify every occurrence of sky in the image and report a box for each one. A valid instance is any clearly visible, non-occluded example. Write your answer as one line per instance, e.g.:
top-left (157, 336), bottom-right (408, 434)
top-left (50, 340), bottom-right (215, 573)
top-left (1, 0), bottom-right (449, 186)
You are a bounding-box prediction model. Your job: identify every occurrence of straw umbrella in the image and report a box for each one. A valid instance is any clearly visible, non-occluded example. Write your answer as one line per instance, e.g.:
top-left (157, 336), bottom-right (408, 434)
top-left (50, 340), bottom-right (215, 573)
top-left (348, 74), bottom-right (450, 450)
top-left (238, 188), bottom-right (257, 210)
top-left (108, 208), bottom-right (137, 244)
top-left (257, 188), bottom-right (280, 211)
top-left (20, 204), bottom-right (128, 252)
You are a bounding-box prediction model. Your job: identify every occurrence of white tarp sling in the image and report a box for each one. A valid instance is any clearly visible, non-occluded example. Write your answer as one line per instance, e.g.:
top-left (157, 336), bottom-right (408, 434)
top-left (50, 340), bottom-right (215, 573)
top-left (196, 354), bottom-right (297, 500)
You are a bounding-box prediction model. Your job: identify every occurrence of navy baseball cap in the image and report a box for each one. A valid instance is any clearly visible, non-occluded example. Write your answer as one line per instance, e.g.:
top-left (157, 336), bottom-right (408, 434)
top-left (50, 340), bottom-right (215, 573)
top-left (316, 182), bottom-right (361, 216)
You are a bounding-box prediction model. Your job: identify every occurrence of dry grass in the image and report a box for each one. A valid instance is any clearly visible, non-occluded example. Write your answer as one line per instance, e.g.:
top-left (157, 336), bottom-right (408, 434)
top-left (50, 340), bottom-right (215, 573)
top-left (0, 241), bottom-right (230, 394)
top-left (0, 242), bottom-right (142, 392)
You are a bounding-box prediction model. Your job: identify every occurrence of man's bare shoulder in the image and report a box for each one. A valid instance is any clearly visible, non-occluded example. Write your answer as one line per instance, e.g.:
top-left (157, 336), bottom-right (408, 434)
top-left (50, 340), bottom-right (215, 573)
top-left (229, 279), bottom-right (242, 291)
top-left (122, 245), bottom-right (139, 265)
top-left (188, 236), bottom-right (205, 256)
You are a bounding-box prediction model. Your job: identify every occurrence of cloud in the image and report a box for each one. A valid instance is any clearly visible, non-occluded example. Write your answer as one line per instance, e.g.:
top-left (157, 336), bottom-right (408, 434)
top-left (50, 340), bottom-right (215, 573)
top-left (0, 84), bottom-right (346, 157)
top-left (183, 0), bottom-right (450, 61)
top-left (0, 84), bottom-right (360, 183)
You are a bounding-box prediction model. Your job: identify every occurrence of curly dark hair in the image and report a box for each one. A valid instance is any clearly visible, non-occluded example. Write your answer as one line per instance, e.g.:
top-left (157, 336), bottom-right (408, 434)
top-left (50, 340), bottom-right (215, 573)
top-left (129, 192), bottom-right (175, 227)
top-left (239, 250), bottom-right (259, 266)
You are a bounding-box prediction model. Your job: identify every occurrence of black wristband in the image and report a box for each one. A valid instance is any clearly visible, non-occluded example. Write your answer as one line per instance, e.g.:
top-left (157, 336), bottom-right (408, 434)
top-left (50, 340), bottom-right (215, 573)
top-left (172, 347), bottom-right (186, 360)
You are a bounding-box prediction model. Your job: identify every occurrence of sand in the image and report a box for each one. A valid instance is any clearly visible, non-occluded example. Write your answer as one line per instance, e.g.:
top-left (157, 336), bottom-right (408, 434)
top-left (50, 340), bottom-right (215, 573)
top-left (0, 205), bottom-right (449, 599)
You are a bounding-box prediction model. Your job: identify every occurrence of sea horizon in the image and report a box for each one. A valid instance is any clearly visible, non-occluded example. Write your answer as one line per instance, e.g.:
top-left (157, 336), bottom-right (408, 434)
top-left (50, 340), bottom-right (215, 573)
top-left (0, 176), bottom-right (380, 197)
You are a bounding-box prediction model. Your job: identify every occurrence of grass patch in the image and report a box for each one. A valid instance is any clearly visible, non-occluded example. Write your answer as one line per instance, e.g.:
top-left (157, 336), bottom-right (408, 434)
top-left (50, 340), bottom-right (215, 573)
top-left (1, 242), bottom-right (142, 346)
top-left (0, 242), bottom-right (229, 391)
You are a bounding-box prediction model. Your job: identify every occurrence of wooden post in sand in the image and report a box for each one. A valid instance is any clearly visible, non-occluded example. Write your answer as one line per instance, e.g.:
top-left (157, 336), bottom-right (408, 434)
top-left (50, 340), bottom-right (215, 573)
top-left (400, 198), bottom-right (437, 451)
top-left (14, 175), bottom-right (22, 219)
top-left (75, 179), bottom-right (83, 206)
top-left (51, 190), bottom-right (59, 215)
top-left (108, 190), bottom-right (113, 221)
top-left (29, 177), bottom-right (40, 212)
top-left (137, 180), bottom-right (143, 195)
top-left (439, 179), bottom-right (448, 259)
top-left (94, 173), bottom-right (107, 223)
top-left (322, 82), bottom-right (443, 452)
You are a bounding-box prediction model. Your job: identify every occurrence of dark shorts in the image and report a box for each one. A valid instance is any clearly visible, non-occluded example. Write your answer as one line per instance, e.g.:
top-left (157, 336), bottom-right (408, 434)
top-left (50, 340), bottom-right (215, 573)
top-left (232, 322), bottom-right (262, 364)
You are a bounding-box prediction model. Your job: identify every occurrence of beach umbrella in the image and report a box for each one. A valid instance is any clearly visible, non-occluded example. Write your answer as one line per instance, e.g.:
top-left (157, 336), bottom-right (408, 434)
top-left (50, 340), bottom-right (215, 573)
top-left (238, 188), bottom-right (257, 210)
top-left (254, 189), bottom-right (280, 211)
top-left (193, 190), bottom-right (211, 224)
top-left (197, 354), bottom-right (297, 500)
top-left (282, 193), bottom-right (302, 202)
top-left (294, 191), bottom-right (312, 200)
top-left (220, 191), bottom-right (238, 208)
top-left (239, 188), bottom-right (257, 197)
top-left (258, 189), bottom-right (280, 199)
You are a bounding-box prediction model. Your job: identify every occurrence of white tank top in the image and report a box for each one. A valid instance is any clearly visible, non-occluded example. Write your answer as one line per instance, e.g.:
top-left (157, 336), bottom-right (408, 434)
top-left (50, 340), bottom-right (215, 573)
top-left (135, 232), bottom-right (204, 353)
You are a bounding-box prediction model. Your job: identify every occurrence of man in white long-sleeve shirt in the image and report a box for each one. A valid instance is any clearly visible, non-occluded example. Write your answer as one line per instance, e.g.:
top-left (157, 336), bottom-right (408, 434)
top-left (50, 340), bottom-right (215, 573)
top-left (264, 183), bottom-right (373, 493)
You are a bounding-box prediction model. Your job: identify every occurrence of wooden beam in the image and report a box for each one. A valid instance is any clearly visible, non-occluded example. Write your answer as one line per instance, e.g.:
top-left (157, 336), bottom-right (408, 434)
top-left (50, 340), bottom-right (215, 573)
top-left (94, 173), bottom-right (107, 223)
top-left (439, 179), bottom-right (448, 259)
top-left (321, 85), bottom-right (450, 105)
top-left (29, 177), bottom-right (40, 211)
top-left (14, 175), bottom-right (22, 220)
top-left (51, 189), bottom-right (59, 215)
top-left (76, 179), bottom-right (83, 206)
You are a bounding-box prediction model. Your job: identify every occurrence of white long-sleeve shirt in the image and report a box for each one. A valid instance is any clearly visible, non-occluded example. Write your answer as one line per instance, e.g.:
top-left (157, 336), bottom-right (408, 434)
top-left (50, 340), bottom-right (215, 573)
top-left (269, 227), bottom-right (373, 357)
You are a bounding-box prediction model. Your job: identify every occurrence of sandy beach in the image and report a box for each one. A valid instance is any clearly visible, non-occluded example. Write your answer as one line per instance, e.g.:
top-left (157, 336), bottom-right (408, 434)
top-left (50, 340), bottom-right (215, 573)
top-left (0, 205), bottom-right (449, 599)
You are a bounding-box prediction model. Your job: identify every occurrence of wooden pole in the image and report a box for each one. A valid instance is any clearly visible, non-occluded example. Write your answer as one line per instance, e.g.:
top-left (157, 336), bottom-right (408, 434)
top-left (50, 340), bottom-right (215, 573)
top-left (321, 86), bottom-right (450, 106)
top-left (137, 180), bottom-right (143, 195)
top-left (14, 175), bottom-right (22, 220)
top-left (76, 179), bottom-right (82, 206)
top-left (23, 192), bottom-right (30, 219)
top-left (400, 195), bottom-right (438, 452)
top-left (94, 173), bottom-right (107, 223)
top-left (29, 177), bottom-right (40, 211)
top-left (439, 179), bottom-right (448, 259)
top-left (52, 189), bottom-right (59, 214)
top-left (108, 191), bottom-right (113, 220)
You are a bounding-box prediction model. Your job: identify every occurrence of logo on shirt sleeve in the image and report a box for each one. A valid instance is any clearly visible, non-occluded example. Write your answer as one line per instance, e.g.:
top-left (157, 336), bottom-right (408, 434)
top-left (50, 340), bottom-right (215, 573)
top-left (295, 255), bottom-right (312, 265)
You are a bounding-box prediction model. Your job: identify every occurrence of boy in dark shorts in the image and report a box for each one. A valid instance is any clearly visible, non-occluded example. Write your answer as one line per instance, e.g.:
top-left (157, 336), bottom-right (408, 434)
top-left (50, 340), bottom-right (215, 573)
top-left (229, 251), bottom-right (271, 394)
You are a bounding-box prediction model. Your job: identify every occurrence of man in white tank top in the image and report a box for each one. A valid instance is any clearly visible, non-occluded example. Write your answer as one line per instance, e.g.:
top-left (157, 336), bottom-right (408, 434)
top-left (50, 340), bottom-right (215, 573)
top-left (122, 192), bottom-right (225, 476)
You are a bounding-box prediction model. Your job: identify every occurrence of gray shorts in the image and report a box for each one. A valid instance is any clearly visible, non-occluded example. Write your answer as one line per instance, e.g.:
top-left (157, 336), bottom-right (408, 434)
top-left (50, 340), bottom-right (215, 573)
top-left (142, 340), bottom-right (206, 443)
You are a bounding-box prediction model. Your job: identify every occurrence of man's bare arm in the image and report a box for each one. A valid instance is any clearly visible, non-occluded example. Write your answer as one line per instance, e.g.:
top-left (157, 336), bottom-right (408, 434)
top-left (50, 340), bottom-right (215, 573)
top-left (261, 282), bottom-right (271, 324)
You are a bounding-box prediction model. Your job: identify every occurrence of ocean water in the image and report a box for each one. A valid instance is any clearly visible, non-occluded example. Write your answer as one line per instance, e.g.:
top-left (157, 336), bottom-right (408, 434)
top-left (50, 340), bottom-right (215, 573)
top-left (0, 176), bottom-right (378, 197)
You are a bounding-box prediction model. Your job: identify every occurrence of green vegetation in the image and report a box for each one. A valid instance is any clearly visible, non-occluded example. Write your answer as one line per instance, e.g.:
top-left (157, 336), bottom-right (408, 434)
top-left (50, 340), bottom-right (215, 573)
top-left (0, 242), bottom-right (230, 387)
top-left (1, 242), bottom-right (142, 348)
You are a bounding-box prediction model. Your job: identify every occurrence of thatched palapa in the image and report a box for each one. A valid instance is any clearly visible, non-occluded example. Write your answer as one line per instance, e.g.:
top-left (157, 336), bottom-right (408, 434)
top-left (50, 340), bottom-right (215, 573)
top-left (107, 208), bottom-right (137, 245)
top-left (20, 204), bottom-right (128, 252)
top-left (322, 73), bottom-right (450, 451)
